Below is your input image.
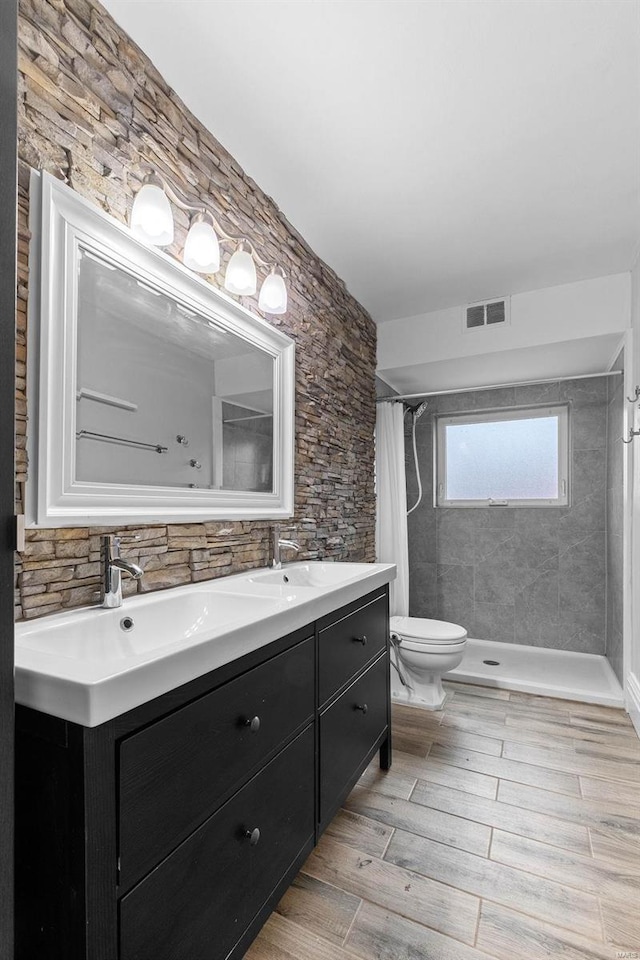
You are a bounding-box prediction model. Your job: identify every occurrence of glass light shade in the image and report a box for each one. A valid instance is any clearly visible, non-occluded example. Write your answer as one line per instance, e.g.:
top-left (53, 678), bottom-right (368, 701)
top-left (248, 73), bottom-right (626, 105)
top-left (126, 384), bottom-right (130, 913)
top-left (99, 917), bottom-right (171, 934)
top-left (130, 183), bottom-right (174, 246)
top-left (258, 269), bottom-right (288, 314)
top-left (183, 218), bottom-right (220, 273)
top-left (224, 245), bottom-right (257, 295)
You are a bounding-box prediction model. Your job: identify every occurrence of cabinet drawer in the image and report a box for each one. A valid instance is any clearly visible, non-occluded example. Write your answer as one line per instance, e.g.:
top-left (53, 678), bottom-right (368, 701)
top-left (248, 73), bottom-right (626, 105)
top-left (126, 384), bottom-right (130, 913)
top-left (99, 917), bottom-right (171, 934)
top-left (119, 636), bottom-right (314, 887)
top-left (318, 593), bottom-right (387, 704)
top-left (119, 725), bottom-right (314, 960)
top-left (319, 653), bottom-right (388, 826)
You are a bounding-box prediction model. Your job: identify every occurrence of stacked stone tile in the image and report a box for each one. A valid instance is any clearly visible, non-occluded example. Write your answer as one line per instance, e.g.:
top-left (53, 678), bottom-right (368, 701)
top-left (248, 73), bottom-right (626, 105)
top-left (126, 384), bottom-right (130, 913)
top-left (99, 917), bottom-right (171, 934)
top-left (15, 0), bottom-right (377, 620)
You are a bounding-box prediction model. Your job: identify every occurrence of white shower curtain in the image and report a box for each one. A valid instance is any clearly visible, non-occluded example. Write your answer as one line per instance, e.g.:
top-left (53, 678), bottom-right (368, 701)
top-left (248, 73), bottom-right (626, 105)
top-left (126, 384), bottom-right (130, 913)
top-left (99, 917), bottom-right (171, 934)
top-left (375, 401), bottom-right (409, 617)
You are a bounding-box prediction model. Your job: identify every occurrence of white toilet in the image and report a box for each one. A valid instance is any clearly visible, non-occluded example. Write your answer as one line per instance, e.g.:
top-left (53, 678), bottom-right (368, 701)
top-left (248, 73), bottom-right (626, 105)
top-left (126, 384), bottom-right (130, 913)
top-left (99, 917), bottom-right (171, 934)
top-left (390, 615), bottom-right (468, 710)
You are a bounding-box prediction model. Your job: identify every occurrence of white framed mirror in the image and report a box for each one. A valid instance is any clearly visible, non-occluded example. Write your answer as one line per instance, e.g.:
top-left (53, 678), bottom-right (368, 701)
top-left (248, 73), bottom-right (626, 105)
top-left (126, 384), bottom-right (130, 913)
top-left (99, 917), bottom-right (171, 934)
top-left (27, 172), bottom-right (295, 526)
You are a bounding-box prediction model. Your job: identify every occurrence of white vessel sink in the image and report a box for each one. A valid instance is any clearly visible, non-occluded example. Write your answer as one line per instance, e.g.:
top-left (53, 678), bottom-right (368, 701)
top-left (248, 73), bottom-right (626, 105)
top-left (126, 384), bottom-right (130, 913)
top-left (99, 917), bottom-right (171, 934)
top-left (248, 562), bottom-right (377, 588)
top-left (15, 561), bottom-right (396, 726)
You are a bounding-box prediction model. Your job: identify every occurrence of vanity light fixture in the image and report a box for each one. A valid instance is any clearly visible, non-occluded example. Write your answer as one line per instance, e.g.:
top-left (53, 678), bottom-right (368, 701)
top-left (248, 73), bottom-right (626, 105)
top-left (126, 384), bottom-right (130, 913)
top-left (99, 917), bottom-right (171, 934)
top-left (183, 212), bottom-right (220, 274)
top-left (258, 266), bottom-right (288, 315)
top-left (130, 172), bottom-right (288, 313)
top-left (130, 175), bottom-right (174, 246)
top-left (224, 241), bottom-right (257, 296)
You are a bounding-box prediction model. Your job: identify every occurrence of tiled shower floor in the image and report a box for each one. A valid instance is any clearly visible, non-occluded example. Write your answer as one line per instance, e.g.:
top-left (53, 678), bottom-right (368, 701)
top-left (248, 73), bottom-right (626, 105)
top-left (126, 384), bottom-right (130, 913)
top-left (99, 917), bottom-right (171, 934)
top-left (447, 638), bottom-right (624, 707)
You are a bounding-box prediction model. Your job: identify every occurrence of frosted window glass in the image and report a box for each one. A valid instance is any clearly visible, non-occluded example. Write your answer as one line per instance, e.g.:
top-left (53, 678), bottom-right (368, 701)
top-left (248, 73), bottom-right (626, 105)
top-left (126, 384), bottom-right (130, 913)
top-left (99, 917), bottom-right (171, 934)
top-left (445, 416), bottom-right (559, 501)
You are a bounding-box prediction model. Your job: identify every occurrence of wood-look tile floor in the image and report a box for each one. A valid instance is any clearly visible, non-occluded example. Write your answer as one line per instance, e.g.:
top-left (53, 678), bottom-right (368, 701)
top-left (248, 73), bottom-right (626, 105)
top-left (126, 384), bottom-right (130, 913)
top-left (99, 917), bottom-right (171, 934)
top-left (245, 681), bottom-right (640, 960)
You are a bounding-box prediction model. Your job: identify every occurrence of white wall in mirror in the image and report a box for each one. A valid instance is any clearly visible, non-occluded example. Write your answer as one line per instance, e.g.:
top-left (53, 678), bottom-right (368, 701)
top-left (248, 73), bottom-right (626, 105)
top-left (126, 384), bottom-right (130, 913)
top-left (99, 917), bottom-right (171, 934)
top-left (27, 172), bottom-right (295, 526)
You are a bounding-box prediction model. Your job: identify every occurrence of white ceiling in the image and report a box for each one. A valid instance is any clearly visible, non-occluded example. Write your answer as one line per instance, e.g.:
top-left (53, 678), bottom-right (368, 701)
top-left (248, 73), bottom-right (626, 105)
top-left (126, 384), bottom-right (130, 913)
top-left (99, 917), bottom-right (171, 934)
top-left (103, 0), bottom-right (640, 324)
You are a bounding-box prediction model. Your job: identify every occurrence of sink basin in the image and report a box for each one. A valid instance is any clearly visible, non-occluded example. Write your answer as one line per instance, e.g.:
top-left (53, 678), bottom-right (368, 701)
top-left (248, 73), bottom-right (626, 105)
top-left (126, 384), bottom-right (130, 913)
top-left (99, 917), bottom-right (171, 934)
top-left (15, 560), bottom-right (396, 726)
top-left (17, 589), bottom-right (285, 663)
top-left (248, 562), bottom-right (376, 588)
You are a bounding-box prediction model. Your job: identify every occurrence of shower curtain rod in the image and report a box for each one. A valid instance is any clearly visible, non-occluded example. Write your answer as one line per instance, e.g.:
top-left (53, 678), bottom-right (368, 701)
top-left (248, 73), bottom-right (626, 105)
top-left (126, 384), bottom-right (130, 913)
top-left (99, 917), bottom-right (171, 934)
top-left (376, 370), bottom-right (622, 404)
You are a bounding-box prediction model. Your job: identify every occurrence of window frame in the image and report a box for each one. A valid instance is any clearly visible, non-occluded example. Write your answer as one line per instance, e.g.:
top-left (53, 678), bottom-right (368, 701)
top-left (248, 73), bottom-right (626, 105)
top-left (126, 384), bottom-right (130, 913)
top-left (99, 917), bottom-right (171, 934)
top-left (434, 403), bottom-right (570, 508)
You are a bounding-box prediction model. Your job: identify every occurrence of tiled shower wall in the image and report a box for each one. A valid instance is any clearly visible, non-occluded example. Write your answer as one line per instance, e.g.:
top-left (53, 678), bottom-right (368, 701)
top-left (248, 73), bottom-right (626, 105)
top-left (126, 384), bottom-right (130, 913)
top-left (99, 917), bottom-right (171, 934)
top-left (406, 376), bottom-right (622, 656)
top-left (606, 355), bottom-right (624, 683)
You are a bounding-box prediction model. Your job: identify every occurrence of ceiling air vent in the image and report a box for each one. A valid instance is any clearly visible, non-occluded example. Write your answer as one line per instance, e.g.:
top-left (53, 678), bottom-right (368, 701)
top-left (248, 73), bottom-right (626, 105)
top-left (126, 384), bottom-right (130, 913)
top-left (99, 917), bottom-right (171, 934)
top-left (463, 297), bottom-right (510, 332)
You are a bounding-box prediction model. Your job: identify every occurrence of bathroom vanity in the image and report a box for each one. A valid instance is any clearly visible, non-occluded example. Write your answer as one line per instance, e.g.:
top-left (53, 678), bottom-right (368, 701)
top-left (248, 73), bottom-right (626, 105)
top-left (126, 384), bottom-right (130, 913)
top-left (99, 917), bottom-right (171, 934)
top-left (15, 566), bottom-right (393, 960)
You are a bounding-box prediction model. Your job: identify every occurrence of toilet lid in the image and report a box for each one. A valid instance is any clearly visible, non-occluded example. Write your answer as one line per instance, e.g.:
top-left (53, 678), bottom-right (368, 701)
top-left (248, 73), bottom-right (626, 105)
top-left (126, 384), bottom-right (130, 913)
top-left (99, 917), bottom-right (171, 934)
top-left (390, 615), bottom-right (467, 644)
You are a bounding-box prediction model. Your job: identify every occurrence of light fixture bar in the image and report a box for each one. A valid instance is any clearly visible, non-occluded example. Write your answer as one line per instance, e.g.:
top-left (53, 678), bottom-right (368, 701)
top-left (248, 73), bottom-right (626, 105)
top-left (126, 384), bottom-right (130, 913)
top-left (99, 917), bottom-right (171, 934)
top-left (130, 168), bottom-right (287, 310)
top-left (143, 171), bottom-right (271, 267)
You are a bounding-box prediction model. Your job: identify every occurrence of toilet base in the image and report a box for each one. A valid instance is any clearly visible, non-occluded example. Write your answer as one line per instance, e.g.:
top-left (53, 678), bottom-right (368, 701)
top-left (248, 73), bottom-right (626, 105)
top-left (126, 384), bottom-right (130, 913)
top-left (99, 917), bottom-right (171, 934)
top-left (391, 673), bottom-right (448, 711)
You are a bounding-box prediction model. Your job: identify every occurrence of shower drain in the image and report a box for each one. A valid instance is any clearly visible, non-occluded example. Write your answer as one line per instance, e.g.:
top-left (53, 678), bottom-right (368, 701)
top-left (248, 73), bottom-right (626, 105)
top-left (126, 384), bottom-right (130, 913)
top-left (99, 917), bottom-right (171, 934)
top-left (483, 659), bottom-right (500, 666)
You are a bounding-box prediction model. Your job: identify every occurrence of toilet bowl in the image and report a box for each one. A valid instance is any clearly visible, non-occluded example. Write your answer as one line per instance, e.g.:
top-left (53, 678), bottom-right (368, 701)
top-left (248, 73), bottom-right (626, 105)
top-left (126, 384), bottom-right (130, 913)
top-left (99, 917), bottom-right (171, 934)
top-left (390, 615), bottom-right (467, 710)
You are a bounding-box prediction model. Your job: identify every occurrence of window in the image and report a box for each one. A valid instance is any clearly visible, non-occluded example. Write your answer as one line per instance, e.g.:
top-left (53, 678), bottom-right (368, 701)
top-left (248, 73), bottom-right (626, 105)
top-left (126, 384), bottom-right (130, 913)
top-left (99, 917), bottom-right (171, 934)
top-left (435, 405), bottom-right (569, 507)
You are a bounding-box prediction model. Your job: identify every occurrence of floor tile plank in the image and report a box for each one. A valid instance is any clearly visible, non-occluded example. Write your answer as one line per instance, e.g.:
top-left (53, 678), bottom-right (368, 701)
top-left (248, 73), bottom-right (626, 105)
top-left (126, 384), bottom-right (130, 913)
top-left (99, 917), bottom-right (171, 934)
top-left (390, 749), bottom-right (498, 799)
top-left (571, 738), bottom-right (640, 763)
top-left (385, 828), bottom-right (602, 938)
top-left (324, 809), bottom-right (394, 859)
top-left (590, 828), bottom-right (640, 870)
top-left (502, 739), bottom-right (640, 782)
top-left (504, 716), bottom-right (640, 754)
top-left (345, 784), bottom-right (492, 856)
top-left (345, 901), bottom-right (494, 960)
top-left (302, 835), bottom-right (480, 945)
top-left (411, 779), bottom-right (592, 854)
top-left (427, 725), bottom-right (505, 757)
top-left (358, 763), bottom-right (417, 800)
top-left (570, 712), bottom-right (636, 733)
top-left (498, 779), bottom-right (640, 836)
top-left (490, 829), bottom-right (640, 902)
top-left (443, 680), bottom-right (511, 700)
top-left (430, 742), bottom-right (581, 796)
top-left (507, 692), bottom-right (627, 723)
top-left (445, 699), bottom-right (509, 722)
top-left (580, 775), bottom-right (640, 807)
top-left (601, 897), bottom-right (640, 949)
top-left (443, 711), bottom-right (605, 752)
top-left (244, 912), bottom-right (361, 960)
top-left (391, 704), bottom-right (439, 757)
top-left (274, 873), bottom-right (362, 946)
top-left (410, 755), bottom-right (499, 799)
top-left (476, 901), bottom-right (612, 960)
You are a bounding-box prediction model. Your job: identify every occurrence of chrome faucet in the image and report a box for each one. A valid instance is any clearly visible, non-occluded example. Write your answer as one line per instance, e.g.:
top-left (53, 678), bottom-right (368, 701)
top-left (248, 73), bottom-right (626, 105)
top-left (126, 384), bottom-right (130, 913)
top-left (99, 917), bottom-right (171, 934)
top-left (101, 535), bottom-right (144, 608)
top-left (271, 524), bottom-right (301, 569)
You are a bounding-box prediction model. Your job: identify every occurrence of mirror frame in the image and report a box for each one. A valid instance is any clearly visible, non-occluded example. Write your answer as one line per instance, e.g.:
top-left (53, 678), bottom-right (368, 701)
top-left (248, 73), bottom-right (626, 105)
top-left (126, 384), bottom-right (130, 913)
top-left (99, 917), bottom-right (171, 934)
top-left (27, 172), bottom-right (295, 527)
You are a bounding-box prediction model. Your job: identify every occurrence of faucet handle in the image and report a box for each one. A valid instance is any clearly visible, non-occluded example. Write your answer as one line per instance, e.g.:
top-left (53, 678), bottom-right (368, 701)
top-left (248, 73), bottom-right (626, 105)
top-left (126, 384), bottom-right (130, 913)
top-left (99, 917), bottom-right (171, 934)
top-left (103, 534), bottom-right (141, 561)
top-left (112, 534), bottom-right (141, 549)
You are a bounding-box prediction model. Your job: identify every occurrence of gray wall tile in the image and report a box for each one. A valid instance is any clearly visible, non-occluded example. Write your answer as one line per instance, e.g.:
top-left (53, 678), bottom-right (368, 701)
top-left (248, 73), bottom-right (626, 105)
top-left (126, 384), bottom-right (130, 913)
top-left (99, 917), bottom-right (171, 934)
top-left (605, 356), bottom-right (624, 684)
top-left (406, 375), bottom-right (619, 658)
top-left (560, 376), bottom-right (608, 403)
top-left (515, 381), bottom-right (561, 404)
top-left (436, 563), bottom-right (475, 633)
top-left (474, 547), bottom-right (517, 603)
top-left (409, 561), bottom-right (437, 617)
top-left (475, 602), bottom-right (515, 643)
top-left (571, 403), bottom-right (607, 451)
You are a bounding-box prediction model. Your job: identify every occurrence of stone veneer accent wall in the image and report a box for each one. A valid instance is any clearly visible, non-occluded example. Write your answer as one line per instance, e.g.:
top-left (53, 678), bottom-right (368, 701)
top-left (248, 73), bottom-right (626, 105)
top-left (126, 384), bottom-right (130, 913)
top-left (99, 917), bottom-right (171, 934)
top-left (406, 377), bottom-right (618, 655)
top-left (15, 0), bottom-right (376, 620)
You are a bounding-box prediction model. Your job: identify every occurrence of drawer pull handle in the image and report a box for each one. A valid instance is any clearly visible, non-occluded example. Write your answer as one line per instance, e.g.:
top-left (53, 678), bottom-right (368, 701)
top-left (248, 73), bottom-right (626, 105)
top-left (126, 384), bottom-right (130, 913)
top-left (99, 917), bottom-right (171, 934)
top-left (353, 635), bottom-right (367, 646)
top-left (245, 716), bottom-right (261, 733)
top-left (354, 703), bottom-right (369, 714)
top-left (244, 827), bottom-right (261, 845)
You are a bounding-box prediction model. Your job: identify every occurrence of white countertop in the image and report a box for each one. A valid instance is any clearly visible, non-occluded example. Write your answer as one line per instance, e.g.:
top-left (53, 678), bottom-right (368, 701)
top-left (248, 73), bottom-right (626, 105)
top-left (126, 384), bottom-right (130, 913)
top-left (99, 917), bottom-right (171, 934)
top-left (15, 561), bottom-right (396, 727)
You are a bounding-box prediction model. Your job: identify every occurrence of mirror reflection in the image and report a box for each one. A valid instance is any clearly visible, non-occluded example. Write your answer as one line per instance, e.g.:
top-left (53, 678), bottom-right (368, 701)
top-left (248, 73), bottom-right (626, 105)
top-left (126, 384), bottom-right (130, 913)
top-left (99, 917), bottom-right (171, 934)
top-left (75, 248), bottom-right (274, 492)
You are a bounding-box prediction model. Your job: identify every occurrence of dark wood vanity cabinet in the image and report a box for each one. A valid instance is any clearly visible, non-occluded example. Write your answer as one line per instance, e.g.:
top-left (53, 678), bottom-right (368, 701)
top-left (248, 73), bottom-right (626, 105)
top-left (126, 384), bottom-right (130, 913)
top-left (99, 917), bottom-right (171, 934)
top-left (15, 586), bottom-right (391, 960)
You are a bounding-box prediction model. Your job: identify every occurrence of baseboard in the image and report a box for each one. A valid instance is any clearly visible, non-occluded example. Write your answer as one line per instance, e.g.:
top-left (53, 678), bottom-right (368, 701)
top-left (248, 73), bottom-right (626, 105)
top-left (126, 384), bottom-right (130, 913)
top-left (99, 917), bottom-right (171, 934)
top-left (626, 671), bottom-right (640, 740)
